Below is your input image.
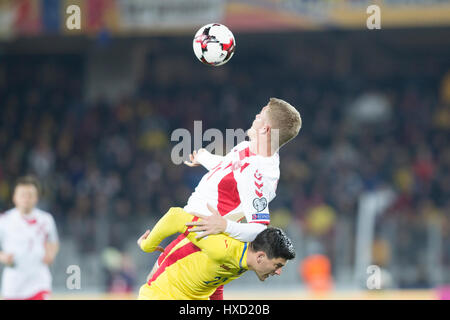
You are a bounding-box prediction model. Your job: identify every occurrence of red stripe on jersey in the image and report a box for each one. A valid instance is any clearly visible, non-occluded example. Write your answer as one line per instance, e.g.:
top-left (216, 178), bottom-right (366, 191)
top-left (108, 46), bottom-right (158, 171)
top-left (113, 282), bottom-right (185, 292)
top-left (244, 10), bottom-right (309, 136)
top-left (254, 181), bottom-right (263, 189)
top-left (149, 241), bottom-right (201, 285)
top-left (240, 163), bottom-right (250, 172)
top-left (239, 148), bottom-right (249, 160)
top-left (157, 233), bottom-right (185, 265)
top-left (238, 147), bottom-right (256, 160)
top-left (157, 216), bottom-right (200, 265)
top-left (255, 190), bottom-right (263, 197)
top-left (207, 165), bottom-right (222, 181)
top-left (217, 171), bottom-right (241, 216)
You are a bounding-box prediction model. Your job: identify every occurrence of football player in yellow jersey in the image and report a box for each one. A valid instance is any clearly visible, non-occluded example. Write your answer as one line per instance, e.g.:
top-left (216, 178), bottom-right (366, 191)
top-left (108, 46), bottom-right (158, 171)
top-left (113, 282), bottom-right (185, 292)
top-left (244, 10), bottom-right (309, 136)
top-left (137, 207), bottom-right (295, 300)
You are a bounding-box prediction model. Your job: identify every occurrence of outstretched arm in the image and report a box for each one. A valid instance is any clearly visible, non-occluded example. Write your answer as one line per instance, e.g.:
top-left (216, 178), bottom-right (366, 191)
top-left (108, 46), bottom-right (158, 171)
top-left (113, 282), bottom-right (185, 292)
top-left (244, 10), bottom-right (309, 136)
top-left (138, 208), bottom-right (189, 253)
top-left (184, 149), bottom-right (224, 171)
top-left (138, 208), bottom-right (229, 260)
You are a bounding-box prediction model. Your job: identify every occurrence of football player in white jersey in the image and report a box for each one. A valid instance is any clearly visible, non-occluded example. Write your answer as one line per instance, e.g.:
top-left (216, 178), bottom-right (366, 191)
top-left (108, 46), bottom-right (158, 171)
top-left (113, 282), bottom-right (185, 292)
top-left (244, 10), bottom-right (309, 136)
top-left (143, 97), bottom-right (301, 299)
top-left (0, 176), bottom-right (59, 300)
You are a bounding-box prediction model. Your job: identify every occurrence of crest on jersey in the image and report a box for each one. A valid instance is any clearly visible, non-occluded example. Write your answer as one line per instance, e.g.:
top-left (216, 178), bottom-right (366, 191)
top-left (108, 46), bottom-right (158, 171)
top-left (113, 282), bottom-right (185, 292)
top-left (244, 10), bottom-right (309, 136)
top-left (253, 197), bottom-right (267, 212)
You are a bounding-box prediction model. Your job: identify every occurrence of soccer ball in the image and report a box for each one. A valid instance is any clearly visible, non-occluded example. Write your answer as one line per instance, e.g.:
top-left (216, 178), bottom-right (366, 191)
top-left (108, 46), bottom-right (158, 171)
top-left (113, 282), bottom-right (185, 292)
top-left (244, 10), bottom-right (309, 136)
top-left (193, 23), bottom-right (236, 66)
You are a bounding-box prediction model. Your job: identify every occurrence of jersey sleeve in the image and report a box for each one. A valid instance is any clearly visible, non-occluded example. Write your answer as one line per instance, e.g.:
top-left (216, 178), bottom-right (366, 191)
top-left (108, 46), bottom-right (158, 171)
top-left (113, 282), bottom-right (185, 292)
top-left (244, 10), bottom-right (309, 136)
top-left (224, 220), bottom-right (267, 242)
top-left (140, 207), bottom-right (229, 262)
top-left (196, 150), bottom-right (225, 171)
top-left (46, 214), bottom-right (59, 244)
top-left (236, 164), bottom-right (276, 225)
top-left (197, 141), bottom-right (249, 171)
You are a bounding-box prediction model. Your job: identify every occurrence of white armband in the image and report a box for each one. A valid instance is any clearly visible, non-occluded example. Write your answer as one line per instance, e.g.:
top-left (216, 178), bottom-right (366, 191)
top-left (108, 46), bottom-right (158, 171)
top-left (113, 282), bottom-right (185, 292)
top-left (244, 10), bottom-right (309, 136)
top-left (224, 220), bottom-right (267, 242)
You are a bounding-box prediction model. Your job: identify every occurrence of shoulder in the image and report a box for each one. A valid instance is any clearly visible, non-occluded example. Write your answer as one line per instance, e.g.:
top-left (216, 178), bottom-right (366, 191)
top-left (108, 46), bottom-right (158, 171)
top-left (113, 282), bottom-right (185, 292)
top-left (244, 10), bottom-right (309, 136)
top-left (245, 157), bottom-right (280, 181)
top-left (205, 234), bottom-right (234, 262)
top-left (0, 209), bottom-right (15, 226)
top-left (0, 208), bottom-right (15, 219)
top-left (231, 141), bottom-right (250, 153)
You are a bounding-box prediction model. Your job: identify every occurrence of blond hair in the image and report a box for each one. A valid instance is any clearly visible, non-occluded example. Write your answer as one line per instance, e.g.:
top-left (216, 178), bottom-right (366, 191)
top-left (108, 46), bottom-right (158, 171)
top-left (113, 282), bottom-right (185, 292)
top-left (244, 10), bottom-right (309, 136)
top-left (266, 97), bottom-right (302, 148)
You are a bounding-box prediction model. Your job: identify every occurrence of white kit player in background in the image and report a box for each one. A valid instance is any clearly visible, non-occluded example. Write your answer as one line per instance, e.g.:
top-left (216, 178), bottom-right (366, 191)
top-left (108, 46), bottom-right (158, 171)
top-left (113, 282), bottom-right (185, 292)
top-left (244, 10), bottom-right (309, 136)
top-left (0, 176), bottom-right (59, 300)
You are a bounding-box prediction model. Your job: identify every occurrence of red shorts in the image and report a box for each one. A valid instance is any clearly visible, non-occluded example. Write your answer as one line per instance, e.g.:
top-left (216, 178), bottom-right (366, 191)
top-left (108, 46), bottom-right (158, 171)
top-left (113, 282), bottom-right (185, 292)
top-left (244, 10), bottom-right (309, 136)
top-left (5, 290), bottom-right (51, 300)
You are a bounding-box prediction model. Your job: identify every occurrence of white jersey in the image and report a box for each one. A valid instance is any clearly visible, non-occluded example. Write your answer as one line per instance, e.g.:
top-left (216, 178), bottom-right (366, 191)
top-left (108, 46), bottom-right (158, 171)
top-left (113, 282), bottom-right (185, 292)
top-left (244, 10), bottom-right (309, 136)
top-left (184, 141), bottom-right (279, 241)
top-left (0, 207), bottom-right (58, 299)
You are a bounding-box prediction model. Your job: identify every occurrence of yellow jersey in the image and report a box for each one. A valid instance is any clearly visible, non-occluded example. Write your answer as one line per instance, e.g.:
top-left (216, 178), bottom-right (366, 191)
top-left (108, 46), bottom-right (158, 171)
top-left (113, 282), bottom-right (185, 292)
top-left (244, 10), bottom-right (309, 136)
top-left (138, 207), bottom-right (249, 300)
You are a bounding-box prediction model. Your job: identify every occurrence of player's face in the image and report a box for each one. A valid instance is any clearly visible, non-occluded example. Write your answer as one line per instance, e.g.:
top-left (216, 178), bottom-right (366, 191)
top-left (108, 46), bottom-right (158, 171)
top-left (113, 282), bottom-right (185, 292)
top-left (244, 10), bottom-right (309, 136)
top-left (248, 105), bottom-right (270, 140)
top-left (254, 254), bottom-right (287, 281)
top-left (13, 184), bottom-right (38, 214)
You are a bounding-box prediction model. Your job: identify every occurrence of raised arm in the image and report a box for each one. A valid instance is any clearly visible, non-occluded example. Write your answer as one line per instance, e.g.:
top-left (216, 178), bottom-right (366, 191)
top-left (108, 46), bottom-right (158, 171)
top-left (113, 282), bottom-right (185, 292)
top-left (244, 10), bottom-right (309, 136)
top-left (139, 207), bottom-right (229, 261)
top-left (184, 148), bottom-right (224, 171)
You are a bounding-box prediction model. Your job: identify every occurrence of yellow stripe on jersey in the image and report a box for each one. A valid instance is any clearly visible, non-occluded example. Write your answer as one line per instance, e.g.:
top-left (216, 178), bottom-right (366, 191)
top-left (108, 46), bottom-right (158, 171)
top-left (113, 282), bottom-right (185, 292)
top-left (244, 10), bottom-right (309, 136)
top-left (138, 207), bottom-right (249, 300)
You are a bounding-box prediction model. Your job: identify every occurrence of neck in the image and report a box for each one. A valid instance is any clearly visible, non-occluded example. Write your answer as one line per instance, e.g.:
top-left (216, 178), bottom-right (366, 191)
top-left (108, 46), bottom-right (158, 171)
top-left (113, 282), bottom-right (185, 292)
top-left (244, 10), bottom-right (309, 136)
top-left (249, 137), bottom-right (275, 157)
top-left (245, 252), bottom-right (254, 271)
top-left (18, 208), bottom-right (33, 216)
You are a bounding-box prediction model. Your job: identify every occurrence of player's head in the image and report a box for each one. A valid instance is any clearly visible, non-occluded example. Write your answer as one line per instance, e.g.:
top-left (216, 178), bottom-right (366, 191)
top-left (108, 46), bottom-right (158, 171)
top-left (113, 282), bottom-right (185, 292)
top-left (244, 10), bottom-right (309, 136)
top-left (248, 227), bottom-right (296, 281)
top-left (13, 175), bottom-right (40, 214)
top-left (247, 98), bottom-right (302, 152)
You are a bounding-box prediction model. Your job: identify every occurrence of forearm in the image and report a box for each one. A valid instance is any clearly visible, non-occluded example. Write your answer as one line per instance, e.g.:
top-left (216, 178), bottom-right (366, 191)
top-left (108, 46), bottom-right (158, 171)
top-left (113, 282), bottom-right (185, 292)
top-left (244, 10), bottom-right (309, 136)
top-left (0, 251), bottom-right (6, 264)
top-left (0, 251), bottom-right (13, 266)
top-left (225, 221), bottom-right (267, 242)
top-left (140, 208), bottom-right (191, 252)
top-left (197, 150), bottom-right (224, 171)
top-left (141, 208), bottom-right (227, 259)
top-left (44, 242), bottom-right (59, 264)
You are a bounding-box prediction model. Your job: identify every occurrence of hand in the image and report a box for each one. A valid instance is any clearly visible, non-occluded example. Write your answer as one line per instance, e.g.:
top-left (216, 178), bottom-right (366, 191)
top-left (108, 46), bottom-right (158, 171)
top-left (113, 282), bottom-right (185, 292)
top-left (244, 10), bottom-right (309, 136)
top-left (0, 252), bottom-right (14, 267)
top-left (42, 242), bottom-right (59, 265)
top-left (137, 230), bottom-right (164, 252)
top-left (42, 252), bottom-right (54, 265)
top-left (184, 149), bottom-right (206, 167)
top-left (185, 204), bottom-right (227, 239)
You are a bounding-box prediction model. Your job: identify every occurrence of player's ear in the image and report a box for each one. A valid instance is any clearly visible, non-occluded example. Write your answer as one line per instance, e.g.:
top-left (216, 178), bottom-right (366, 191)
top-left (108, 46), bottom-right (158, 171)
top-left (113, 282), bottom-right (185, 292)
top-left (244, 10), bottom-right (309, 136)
top-left (258, 125), bottom-right (270, 135)
top-left (256, 252), bottom-right (266, 264)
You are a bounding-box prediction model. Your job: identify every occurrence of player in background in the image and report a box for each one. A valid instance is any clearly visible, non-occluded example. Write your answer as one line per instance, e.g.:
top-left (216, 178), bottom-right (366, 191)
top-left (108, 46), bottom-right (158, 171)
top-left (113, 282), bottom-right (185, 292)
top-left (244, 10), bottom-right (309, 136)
top-left (147, 98), bottom-right (302, 299)
top-left (0, 176), bottom-right (59, 300)
top-left (137, 207), bottom-right (295, 300)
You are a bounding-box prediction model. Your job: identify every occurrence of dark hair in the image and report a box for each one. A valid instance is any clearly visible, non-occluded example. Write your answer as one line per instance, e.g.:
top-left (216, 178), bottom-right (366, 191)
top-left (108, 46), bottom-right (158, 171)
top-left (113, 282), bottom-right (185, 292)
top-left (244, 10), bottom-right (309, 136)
top-left (250, 227), bottom-right (295, 260)
top-left (14, 175), bottom-right (41, 196)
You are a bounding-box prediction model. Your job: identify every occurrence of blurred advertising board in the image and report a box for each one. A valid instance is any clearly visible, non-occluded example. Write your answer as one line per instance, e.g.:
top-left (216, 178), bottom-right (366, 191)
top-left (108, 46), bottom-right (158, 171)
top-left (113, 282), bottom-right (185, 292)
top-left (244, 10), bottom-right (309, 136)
top-left (224, 0), bottom-right (450, 31)
top-left (0, 0), bottom-right (450, 40)
top-left (116, 0), bottom-right (224, 32)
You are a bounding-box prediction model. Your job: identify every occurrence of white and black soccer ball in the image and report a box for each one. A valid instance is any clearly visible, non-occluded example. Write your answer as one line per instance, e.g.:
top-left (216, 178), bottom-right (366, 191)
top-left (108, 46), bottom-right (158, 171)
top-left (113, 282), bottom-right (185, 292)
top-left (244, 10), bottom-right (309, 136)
top-left (193, 23), bottom-right (236, 66)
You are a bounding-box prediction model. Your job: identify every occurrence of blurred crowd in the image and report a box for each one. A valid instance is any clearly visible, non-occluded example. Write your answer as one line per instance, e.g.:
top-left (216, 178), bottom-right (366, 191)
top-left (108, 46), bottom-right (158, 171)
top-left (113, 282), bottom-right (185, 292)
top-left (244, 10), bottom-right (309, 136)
top-left (0, 31), bottom-right (449, 288)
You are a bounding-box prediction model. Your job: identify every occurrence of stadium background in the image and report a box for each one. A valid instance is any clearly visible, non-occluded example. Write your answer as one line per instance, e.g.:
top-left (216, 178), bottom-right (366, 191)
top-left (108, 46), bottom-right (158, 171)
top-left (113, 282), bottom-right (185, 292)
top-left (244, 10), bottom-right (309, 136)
top-left (0, 0), bottom-right (450, 300)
